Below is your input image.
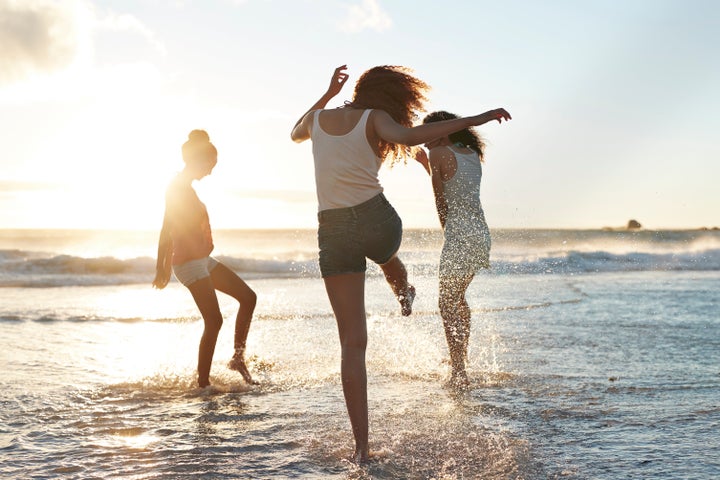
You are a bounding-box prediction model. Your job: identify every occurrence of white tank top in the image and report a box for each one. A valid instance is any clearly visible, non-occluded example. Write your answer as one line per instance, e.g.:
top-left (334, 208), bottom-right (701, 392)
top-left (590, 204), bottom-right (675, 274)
top-left (311, 109), bottom-right (383, 211)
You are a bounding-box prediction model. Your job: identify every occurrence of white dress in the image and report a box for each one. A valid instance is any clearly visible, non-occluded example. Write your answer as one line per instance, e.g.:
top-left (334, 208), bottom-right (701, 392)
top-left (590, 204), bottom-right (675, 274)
top-left (439, 146), bottom-right (491, 278)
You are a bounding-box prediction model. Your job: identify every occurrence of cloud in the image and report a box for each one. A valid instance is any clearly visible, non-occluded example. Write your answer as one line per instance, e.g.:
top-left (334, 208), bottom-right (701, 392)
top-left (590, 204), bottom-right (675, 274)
top-left (340, 0), bottom-right (392, 33)
top-left (0, 0), bottom-right (81, 84)
top-left (94, 11), bottom-right (166, 56)
top-left (0, 0), bottom-right (165, 87)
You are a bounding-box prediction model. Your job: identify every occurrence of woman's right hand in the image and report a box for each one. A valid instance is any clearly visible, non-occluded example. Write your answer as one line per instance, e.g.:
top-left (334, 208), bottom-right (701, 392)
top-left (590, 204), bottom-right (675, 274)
top-left (326, 64), bottom-right (349, 98)
top-left (152, 269), bottom-right (170, 289)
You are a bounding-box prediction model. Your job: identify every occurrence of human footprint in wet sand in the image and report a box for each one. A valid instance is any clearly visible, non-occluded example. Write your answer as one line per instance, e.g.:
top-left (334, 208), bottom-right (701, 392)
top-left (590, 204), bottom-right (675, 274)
top-left (292, 64), bottom-right (511, 462)
top-left (415, 110), bottom-right (510, 390)
top-left (153, 130), bottom-right (258, 388)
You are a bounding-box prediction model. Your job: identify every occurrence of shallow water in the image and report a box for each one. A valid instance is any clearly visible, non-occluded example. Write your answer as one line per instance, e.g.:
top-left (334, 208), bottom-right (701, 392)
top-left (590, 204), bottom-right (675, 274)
top-left (1, 230), bottom-right (719, 478)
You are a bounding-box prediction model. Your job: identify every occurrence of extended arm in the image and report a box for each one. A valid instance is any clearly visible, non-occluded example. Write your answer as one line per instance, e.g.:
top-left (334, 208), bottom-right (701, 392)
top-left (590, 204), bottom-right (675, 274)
top-left (373, 108), bottom-right (511, 147)
top-left (291, 65), bottom-right (350, 143)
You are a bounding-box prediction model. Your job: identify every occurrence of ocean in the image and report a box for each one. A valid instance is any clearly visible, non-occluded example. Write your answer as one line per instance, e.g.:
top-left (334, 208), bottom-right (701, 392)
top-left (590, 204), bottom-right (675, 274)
top-left (1, 228), bottom-right (718, 479)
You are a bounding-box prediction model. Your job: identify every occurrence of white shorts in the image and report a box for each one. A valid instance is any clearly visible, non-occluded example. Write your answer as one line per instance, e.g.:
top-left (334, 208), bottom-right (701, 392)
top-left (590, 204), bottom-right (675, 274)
top-left (173, 257), bottom-right (219, 287)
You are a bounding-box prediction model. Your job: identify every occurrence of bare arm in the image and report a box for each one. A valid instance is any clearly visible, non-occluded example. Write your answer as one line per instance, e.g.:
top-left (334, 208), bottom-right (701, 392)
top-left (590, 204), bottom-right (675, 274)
top-left (291, 65), bottom-right (349, 143)
top-left (431, 171), bottom-right (447, 230)
top-left (372, 108), bottom-right (511, 147)
top-left (152, 209), bottom-right (173, 289)
top-left (413, 148), bottom-right (431, 175)
top-left (428, 148), bottom-right (452, 229)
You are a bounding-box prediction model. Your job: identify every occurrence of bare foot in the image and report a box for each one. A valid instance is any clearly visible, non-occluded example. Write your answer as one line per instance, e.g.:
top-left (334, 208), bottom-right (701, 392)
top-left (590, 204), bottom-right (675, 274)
top-left (197, 384), bottom-right (222, 396)
top-left (352, 448), bottom-right (370, 464)
top-left (399, 285), bottom-right (415, 316)
top-left (449, 370), bottom-right (470, 392)
top-left (228, 354), bottom-right (259, 385)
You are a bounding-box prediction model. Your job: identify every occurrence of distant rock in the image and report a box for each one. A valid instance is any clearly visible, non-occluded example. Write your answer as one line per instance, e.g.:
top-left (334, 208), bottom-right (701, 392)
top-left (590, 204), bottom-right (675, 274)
top-left (601, 219), bottom-right (644, 231)
top-left (627, 219), bottom-right (642, 229)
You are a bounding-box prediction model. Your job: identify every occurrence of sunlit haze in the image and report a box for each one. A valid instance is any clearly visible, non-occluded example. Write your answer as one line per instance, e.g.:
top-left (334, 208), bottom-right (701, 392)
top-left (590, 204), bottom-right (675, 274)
top-left (1, 0), bottom-right (718, 230)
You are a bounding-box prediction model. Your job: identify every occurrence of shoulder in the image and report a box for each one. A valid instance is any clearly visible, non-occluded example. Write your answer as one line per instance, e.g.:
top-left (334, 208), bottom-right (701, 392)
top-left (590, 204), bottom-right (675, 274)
top-left (457, 146), bottom-right (479, 157)
top-left (428, 146), bottom-right (457, 179)
top-left (166, 176), bottom-right (193, 201)
top-left (368, 109), bottom-right (391, 122)
top-left (167, 174), bottom-right (185, 191)
top-left (303, 109), bottom-right (321, 124)
top-left (368, 109), bottom-right (400, 136)
top-left (428, 146), bottom-right (455, 164)
top-left (299, 108), bottom-right (323, 131)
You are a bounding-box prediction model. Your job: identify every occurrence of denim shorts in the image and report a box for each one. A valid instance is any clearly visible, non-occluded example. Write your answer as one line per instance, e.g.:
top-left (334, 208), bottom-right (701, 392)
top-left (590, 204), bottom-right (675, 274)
top-left (317, 193), bottom-right (403, 277)
top-left (173, 256), bottom-right (219, 287)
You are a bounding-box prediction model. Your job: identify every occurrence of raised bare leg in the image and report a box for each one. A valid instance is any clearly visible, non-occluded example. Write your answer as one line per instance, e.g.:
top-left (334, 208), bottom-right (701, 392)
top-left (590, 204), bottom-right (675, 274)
top-left (379, 255), bottom-right (415, 316)
top-left (210, 263), bottom-right (258, 384)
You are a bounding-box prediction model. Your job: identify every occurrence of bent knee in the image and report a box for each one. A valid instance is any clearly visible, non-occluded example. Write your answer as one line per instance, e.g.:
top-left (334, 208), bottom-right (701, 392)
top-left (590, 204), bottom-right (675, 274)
top-left (204, 318), bottom-right (223, 335)
top-left (439, 298), bottom-right (457, 318)
top-left (243, 290), bottom-right (257, 310)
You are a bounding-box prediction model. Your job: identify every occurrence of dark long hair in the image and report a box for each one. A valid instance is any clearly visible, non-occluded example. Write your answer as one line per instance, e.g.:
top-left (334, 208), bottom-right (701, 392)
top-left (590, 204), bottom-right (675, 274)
top-left (422, 111), bottom-right (485, 162)
top-left (347, 65), bottom-right (429, 166)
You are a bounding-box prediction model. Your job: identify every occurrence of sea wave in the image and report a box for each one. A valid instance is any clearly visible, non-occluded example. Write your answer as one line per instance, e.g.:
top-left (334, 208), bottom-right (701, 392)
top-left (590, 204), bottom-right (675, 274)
top-left (0, 251), bottom-right (321, 287)
top-left (2, 245), bottom-right (720, 287)
top-left (491, 248), bottom-right (720, 274)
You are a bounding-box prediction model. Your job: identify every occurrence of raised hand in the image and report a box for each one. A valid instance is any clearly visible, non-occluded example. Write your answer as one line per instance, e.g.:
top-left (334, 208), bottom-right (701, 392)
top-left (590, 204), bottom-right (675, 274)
top-left (326, 64), bottom-right (349, 98)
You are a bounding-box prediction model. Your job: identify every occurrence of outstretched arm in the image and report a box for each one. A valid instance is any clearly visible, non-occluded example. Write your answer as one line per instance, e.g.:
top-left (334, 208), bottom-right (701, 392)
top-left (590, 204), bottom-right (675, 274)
top-left (291, 65), bottom-right (350, 143)
top-left (373, 108), bottom-right (511, 147)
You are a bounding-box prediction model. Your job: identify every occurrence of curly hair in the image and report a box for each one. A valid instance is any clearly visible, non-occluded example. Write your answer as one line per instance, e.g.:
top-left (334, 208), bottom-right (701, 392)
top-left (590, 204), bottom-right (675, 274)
top-left (347, 66), bottom-right (429, 166)
top-left (422, 111), bottom-right (485, 162)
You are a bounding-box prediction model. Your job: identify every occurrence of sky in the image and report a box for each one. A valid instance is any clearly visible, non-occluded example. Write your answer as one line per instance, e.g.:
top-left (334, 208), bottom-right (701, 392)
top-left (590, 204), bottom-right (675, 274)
top-left (1, 0), bottom-right (719, 230)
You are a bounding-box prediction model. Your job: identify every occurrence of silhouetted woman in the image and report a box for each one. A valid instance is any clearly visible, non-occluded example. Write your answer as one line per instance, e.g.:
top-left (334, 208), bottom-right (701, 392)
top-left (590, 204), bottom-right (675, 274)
top-left (153, 130), bottom-right (257, 388)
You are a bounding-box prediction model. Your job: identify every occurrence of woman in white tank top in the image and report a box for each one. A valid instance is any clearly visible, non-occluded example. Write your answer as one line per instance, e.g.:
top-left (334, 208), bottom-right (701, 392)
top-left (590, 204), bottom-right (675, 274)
top-left (291, 65), bottom-right (511, 463)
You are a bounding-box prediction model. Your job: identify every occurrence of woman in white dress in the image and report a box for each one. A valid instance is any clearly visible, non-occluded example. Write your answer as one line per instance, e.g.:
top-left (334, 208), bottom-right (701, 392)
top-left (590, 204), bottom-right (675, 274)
top-left (416, 110), bottom-right (507, 389)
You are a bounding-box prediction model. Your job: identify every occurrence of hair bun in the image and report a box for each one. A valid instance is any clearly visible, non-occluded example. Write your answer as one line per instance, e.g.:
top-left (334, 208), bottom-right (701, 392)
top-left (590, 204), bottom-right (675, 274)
top-left (181, 129), bottom-right (217, 164)
top-left (188, 129), bottom-right (210, 143)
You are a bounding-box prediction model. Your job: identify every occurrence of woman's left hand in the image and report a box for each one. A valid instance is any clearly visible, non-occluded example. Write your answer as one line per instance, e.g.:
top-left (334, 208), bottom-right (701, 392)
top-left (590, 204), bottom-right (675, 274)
top-left (413, 147), bottom-right (431, 174)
